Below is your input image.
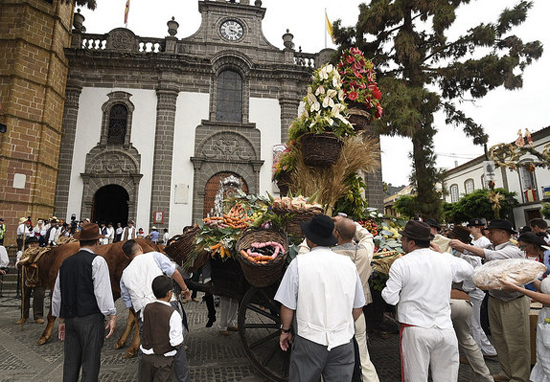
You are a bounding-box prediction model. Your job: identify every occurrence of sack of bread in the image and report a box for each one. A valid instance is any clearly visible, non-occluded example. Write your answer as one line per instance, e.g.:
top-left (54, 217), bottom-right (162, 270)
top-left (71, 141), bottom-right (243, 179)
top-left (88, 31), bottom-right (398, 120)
top-left (472, 258), bottom-right (546, 290)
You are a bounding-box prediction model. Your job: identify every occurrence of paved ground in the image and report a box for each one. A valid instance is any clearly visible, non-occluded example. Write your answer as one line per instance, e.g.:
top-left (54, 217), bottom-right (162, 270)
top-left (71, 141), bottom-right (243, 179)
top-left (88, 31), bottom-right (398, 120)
top-left (0, 289), bottom-right (502, 382)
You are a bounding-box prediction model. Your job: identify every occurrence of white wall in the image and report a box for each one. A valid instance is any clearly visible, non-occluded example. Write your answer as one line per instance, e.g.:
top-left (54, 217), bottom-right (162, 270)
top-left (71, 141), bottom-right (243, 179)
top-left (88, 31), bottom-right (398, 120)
top-left (169, 92), bottom-right (210, 233)
top-left (67, 87), bottom-right (158, 230)
top-left (249, 97), bottom-right (282, 195)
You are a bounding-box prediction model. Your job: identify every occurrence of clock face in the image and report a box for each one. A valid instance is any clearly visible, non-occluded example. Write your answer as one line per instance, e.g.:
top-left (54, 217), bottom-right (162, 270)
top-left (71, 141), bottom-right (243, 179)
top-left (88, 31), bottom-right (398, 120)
top-left (220, 20), bottom-right (244, 41)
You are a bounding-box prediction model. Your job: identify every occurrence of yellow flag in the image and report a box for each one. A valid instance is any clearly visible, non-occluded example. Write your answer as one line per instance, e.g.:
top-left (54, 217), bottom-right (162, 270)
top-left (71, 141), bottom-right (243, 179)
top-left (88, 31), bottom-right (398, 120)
top-left (124, 0), bottom-right (130, 25)
top-left (325, 12), bottom-right (334, 42)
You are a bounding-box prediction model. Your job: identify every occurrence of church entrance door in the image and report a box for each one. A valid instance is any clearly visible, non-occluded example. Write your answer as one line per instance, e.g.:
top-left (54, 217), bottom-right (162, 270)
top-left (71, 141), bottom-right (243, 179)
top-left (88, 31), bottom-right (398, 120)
top-left (203, 172), bottom-right (248, 218)
top-left (92, 185), bottom-right (129, 226)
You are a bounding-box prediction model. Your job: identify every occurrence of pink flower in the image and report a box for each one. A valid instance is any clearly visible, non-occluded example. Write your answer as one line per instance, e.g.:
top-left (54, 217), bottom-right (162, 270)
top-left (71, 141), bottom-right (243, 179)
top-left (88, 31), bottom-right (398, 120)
top-left (375, 104), bottom-right (383, 118)
top-left (359, 83), bottom-right (366, 89)
top-left (346, 55), bottom-right (355, 64)
top-left (353, 70), bottom-right (363, 79)
top-left (350, 47), bottom-right (361, 55)
top-left (348, 91), bottom-right (358, 101)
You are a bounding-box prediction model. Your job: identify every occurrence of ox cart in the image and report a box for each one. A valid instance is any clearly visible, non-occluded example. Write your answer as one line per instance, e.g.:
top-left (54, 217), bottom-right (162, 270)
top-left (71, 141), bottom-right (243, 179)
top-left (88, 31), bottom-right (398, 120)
top-left (166, 226), bottom-right (293, 382)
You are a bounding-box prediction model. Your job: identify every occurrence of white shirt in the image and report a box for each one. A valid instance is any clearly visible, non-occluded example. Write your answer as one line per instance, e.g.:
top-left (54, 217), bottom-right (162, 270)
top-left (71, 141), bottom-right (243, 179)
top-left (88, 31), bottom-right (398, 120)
top-left (275, 247), bottom-right (365, 350)
top-left (472, 235), bottom-right (491, 249)
top-left (140, 300), bottom-right (183, 357)
top-left (382, 248), bottom-right (473, 329)
top-left (120, 252), bottom-right (176, 315)
top-left (17, 223), bottom-right (30, 237)
top-left (0, 246), bottom-right (9, 268)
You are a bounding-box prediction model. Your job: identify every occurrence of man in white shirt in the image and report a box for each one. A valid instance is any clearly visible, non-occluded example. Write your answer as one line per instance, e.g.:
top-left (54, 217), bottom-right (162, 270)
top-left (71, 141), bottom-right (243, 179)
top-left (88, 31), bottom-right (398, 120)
top-left (120, 240), bottom-right (191, 382)
top-left (16, 217), bottom-right (31, 251)
top-left (275, 214), bottom-right (365, 382)
top-left (450, 219), bottom-right (530, 382)
top-left (122, 220), bottom-right (137, 241)
top-left (106, 223), bottom-right (115, 244)
top-left (382, 220), bottom-right (473, 382)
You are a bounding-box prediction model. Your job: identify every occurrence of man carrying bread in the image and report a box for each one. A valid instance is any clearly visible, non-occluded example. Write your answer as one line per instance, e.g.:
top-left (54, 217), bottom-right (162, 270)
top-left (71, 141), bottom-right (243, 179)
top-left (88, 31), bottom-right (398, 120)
top-left (450, 219), bottom-right (529, 382)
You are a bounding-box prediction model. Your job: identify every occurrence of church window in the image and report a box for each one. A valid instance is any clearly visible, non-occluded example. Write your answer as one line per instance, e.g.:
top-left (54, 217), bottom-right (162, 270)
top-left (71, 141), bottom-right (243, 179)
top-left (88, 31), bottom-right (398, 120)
top-left (107, 104), bottom-right (127, 145)
top-left (450, 184), bottom-right (459, 203)
top-left (519, 164), bottom-right (538, 202)
top-left (216, 70), bottom-right (242, 123)
top-left (464, 178), bottom-right (474, 194)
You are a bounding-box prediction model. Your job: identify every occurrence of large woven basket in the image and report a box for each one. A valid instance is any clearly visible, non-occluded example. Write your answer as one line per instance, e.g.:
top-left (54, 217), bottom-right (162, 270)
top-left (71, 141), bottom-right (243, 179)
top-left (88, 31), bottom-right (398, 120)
top-left (300, 132), bottom-right (343, 166)
top-left (164, 226), bottom-right (209, 273)
top-left (235, 228), bottom-right (289, 288)
top-left (272, 206), bottom-right (323, 239)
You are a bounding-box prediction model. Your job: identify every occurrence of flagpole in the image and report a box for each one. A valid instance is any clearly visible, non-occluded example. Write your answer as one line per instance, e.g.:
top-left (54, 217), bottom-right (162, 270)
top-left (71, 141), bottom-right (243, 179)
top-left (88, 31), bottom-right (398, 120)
top-left (324, 8), bottom-right (327, 49)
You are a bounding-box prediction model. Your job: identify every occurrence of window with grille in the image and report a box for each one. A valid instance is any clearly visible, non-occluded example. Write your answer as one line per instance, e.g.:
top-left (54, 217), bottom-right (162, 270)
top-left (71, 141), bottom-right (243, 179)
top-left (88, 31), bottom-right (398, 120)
top-left (216, 70), bottom-right (242, 123)
top-left (450, 184), bottom-right (459, 203)
top-left (464, 178), bottom-right (474, 194)
top-left (519, 165), bottom-right (538, 202)
top-left (107, 104), bottom-right (128, 145)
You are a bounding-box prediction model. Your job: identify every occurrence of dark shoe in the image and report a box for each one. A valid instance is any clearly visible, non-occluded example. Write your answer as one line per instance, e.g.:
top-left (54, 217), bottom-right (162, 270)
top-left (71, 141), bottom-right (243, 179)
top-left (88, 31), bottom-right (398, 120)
top-left (206, 316), bottom-right (216, 328)
top-left (34, 318), bottom-right (45, 324)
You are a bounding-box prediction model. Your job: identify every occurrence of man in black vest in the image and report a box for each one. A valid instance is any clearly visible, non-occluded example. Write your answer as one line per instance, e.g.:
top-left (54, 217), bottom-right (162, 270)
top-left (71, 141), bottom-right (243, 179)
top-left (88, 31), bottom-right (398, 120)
top-left (51, 223), bottom-right (117, 382)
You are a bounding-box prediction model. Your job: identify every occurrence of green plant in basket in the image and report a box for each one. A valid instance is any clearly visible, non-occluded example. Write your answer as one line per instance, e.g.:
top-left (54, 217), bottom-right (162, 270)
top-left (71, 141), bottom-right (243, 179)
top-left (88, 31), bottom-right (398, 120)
top-left (288, 63), bottom-right (355, 142)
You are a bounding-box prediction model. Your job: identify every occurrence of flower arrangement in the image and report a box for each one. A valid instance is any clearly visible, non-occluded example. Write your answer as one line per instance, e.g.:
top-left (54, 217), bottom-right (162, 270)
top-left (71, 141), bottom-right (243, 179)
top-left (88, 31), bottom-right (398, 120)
top-left (289, 63), bottom-right (355, 141)
top-left (338, 47), bottom-right (383, 121)
top-left (272, 141), bottom-right (297, 182)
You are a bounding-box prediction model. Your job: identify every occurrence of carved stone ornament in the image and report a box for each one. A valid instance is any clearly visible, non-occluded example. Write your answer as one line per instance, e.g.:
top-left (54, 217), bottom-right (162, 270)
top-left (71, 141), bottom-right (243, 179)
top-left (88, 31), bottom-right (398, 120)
top-left (200, 132), bottom-right (255, 161)
top-left (89, 152), bottom-right (139, 174)
top-left (107, 28), bottom-right (137, 52)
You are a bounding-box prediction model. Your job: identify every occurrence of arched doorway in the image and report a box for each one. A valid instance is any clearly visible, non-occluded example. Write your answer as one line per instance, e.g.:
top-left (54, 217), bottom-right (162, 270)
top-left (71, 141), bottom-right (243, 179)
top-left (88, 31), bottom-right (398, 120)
top-left (203, 172), bottom-right (248, 218)
top-left (93, 185), bottom-right (129, 225)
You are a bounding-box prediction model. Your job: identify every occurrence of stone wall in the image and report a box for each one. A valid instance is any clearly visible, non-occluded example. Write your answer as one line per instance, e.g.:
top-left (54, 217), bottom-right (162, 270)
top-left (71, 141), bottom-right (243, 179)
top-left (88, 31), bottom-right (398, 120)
top-left (0, 0), bottom-right (74, 244)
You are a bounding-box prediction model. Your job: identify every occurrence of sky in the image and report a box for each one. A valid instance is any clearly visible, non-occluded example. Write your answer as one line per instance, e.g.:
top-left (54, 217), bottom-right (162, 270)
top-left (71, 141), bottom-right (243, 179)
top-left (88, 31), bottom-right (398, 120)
top-left (78, 0), bottom-right (550, 187)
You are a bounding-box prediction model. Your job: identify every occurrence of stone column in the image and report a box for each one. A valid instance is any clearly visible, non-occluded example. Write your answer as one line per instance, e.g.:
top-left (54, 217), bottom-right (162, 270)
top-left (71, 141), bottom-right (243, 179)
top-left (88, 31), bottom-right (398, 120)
top-left (54, 85), bottom-right (82, 220)
top-left (150, 86), bottom-right (178, 230)
top-left (363, 126), bottom-right (384, 212)
top-left (279, 98), bottom-right (300, 142)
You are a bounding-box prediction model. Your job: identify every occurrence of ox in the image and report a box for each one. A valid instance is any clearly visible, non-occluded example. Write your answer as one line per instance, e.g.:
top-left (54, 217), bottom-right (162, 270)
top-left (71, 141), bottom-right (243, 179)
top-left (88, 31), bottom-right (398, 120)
top-left (26, 238), bottom-right (161, 357)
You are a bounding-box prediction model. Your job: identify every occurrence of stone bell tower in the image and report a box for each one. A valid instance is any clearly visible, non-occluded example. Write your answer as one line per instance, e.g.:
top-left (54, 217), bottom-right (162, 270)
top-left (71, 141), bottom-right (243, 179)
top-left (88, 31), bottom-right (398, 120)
top-left (0, 0), bottom-right (74, 243)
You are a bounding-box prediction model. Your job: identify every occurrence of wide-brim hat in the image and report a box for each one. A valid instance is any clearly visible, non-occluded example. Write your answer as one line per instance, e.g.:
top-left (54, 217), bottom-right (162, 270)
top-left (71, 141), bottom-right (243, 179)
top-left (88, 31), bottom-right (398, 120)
top-left (424, 218), bottom-right (441, 232)
top-left (399, 220), bottom-right (434, 241)
top-left (19, 217), bottom-right (27, 224)
top-left (450, 225), bottom-right (472, 244)
top-left (486, 219), bottom-right (516, 234)
top-left (467, 218), bottom-right (485, 227)
top-left (300, 214), bottom-right (338, 247)
top-left (151, 226), bottom-right (157, 230)
top-left (518, 232), bottom-right (548, 248)
top-left (74, 223), bottom-right (104, 241)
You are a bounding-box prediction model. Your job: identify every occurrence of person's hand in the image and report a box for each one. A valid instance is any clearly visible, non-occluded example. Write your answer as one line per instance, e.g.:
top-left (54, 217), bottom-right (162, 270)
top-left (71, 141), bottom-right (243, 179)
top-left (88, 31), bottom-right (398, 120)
top-left (58, 322), bottom-right (66, 341)
top-left (498, 277), bottom-right (520, 292)
top-left (279, 332), bottom-right (293, 351)
top-left (0, 269), bottom-right (5, 275)
top-left (180, 289), bottom-right (191, 302)
top-left (449, 239), bottom-right (464, 251)
top-left (430, 242), bottom-right (442, 253)
top-left (105, 315), bottom-right (116, 339)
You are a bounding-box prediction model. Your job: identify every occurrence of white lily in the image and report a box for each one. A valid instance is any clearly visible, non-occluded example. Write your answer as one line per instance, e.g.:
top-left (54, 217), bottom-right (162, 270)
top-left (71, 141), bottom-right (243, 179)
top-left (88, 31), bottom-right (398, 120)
top-left (338, 89), bottom-right (346, 102)
top-left (322, 96), bottom-right (335, 109)
top-left (315, 85), bottom-right (325, 96)
top-left (326, 89), bottom-right (337, 99)
top-left (325, 116), bottom-right (334, 126)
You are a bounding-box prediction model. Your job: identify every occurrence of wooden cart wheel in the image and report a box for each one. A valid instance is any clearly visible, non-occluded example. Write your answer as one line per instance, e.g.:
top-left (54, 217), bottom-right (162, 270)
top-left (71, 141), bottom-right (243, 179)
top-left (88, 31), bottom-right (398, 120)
top-left (238, 286), bottom-right (290, 382)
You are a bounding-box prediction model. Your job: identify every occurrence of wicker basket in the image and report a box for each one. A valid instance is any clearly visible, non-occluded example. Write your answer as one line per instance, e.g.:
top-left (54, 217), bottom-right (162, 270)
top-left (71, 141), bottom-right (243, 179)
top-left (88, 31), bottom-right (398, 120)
top-left (235, 228), bottom-right (289, 288)
top-left (272, 206), bottom-right (323, 239)
top-left (300, 132), bottom-right (343, 166)
top-left (164, 226), bottom-right (209, 272)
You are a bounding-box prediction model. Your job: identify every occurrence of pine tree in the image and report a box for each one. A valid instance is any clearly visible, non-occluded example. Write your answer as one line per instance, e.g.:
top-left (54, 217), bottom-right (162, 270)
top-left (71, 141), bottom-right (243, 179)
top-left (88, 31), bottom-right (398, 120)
top-left (61, 0), bottom-right (97, 9)
top-left (333, 0), bottom-right (542, 219)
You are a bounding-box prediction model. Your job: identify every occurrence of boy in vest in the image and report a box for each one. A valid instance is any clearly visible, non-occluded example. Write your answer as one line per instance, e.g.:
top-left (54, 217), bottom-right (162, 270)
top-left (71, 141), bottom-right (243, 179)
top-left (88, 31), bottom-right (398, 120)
top-left (141, 275), bottom-right (183, 382)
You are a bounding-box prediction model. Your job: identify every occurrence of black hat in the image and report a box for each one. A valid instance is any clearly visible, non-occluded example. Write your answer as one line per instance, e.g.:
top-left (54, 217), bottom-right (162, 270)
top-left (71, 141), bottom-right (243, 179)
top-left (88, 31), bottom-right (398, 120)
top-left (450, 226), bottom-right (472, 244)
top-left (467, 218), bottom-right (485, 227)
top-left (399, 221), bottom-right (434, 241)
top-left (300, 214), bottom-right (338, 247)
top-left (424, 218), bottom-right (440, 232)
top-left (26, 237), bottom-right (39, 244)
top-left (518, 232), bottom-right (547, 248)
top-left (486, 219), bottom-right (516, 234)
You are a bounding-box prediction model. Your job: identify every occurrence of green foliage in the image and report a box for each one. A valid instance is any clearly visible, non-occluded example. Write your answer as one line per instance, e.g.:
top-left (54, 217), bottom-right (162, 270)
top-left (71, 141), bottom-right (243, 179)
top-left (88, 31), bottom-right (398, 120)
top-left (333, 174), bottom-right (370, 218)
top-left (61, 0), bottom-right (97, 9)
top-left (540, 203), bottom-right (550, 220)
top-left (443, 188), bottom-right (518, 223)
top-left (333, 0), bottom-right (542, 218)
top-left (393, 195), bottom-right (419, 220)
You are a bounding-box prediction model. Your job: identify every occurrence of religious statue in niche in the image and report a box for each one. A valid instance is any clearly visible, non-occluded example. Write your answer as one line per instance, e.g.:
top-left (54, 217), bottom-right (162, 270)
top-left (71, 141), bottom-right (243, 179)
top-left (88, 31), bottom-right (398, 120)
top-left (213, 175), bottom-right (242, 217)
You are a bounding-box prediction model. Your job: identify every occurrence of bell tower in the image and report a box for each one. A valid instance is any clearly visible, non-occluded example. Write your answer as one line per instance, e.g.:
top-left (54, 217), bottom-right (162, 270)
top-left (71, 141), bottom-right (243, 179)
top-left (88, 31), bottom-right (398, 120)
top-left (0, 0), bottom-right (75, 243)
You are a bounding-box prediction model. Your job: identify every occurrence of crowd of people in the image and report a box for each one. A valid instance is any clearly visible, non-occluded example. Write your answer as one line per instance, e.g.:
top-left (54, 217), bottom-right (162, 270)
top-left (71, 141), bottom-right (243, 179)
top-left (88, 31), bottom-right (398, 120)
top-left (3, 213), bottom-right (550, 382)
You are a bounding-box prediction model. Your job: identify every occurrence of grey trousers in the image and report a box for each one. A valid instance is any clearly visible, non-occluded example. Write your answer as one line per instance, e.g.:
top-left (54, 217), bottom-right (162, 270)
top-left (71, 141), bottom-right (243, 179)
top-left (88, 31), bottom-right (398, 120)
top-left (63, 313), bottom-right (105, 382)
top-left (290, 335), bottom-right (355, 382)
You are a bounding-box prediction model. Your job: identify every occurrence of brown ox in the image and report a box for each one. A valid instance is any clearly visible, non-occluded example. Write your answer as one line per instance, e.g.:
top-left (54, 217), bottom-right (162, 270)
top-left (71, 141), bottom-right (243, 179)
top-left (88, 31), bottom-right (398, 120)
top-left (28, 238), bottom-right (160, 357)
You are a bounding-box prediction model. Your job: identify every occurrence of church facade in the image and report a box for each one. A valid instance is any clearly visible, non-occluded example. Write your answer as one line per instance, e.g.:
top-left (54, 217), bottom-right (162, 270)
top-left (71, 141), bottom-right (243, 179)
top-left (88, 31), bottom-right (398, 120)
top-left (55, 0), bottom-right (337, 233)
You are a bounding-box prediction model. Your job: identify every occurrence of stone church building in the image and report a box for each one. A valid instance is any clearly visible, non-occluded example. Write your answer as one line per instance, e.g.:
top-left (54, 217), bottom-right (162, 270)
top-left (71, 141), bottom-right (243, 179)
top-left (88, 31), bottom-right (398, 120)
top-left (0, 0), bottom-right (383, 238)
